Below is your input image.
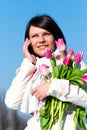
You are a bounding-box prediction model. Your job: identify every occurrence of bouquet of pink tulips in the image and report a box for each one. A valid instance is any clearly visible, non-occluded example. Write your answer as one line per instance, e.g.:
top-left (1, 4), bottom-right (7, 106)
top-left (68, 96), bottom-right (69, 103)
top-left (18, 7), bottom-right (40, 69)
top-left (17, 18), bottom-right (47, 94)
top-left (38, 38), bottom-right (87, 130)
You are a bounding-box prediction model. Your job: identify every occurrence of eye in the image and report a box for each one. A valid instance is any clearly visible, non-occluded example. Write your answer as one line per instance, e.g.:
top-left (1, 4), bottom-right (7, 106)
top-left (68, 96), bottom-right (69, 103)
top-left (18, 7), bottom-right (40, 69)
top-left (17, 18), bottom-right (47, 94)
top-left (31, 34), bottom-right (38, 38)
top-left (43, 32), bottom-right (51, 36)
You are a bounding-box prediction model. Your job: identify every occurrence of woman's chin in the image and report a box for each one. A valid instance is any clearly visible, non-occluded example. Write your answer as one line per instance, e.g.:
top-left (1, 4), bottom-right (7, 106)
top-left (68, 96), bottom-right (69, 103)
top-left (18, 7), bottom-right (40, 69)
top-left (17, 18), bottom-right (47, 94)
top-left (35, 50), bottom-right (45, 57)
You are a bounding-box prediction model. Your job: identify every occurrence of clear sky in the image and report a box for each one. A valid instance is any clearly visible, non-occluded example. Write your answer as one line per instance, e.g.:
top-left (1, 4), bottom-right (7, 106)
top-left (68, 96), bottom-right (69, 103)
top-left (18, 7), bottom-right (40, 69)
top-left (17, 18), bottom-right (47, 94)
top-left (0, 0), bottom-right (87, 91)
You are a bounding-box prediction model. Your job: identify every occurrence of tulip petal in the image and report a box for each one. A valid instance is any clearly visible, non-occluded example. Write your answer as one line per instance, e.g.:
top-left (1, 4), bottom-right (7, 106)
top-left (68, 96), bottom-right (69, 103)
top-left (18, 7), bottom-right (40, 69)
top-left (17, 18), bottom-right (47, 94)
top-left (55, 38), bottom-right (66, 52)
top-left (74, 52), bottom-right (83, 63)
top-left (81, 75), bottom-right (87, 83)
top-left (45, 48), bottom-right (52, 59)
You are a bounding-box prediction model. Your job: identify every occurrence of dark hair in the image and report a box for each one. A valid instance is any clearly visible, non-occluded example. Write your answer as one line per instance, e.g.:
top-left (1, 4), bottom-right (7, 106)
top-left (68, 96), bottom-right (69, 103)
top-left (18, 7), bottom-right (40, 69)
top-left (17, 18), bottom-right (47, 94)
top-left (24, 15), bottom-right (66, 44)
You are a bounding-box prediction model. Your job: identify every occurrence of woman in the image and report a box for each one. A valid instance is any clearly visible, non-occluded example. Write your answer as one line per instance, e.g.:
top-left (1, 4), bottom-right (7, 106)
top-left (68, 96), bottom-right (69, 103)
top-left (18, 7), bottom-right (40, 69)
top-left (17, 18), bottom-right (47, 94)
top-left (5, 15), bottom-right (87, 130)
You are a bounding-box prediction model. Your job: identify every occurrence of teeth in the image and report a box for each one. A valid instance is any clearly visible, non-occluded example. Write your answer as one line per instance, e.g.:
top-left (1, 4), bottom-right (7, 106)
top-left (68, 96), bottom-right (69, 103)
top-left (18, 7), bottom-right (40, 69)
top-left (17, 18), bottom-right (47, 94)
top-left (39, 45), bottom-right (48, 49)
top-left (39, 46), bottom-right (46, 49)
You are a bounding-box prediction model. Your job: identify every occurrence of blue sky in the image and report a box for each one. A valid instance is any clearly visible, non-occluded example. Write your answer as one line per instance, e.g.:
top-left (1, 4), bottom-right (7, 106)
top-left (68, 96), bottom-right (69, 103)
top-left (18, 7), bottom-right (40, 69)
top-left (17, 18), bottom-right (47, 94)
top-left (0, 0), bottom-right (87, 91)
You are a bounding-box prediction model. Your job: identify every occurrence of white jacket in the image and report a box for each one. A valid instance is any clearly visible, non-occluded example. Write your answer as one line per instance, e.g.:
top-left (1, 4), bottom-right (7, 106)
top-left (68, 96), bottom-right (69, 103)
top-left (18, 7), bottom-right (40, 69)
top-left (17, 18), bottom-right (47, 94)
top-left (5, 57), bottom-right (87, 130)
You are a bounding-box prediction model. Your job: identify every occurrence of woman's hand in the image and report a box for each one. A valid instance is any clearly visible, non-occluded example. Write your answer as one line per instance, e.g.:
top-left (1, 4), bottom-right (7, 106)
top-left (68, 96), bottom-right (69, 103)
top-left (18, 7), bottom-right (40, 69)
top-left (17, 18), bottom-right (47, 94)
top-left (23, 38), bottom-right (37, 64)
top-left (32, 81), bottom-right (50, 101)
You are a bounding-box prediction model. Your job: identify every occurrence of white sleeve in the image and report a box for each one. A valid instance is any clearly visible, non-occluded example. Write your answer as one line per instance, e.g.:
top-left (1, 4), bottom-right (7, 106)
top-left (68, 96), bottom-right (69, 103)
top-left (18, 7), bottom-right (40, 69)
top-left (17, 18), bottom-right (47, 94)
top-left (47, 78), bottom-right (87, 108)
top-left (47, 61), bottom-right (87, 108)
top-left (5, 58), bottom-right (36, 109)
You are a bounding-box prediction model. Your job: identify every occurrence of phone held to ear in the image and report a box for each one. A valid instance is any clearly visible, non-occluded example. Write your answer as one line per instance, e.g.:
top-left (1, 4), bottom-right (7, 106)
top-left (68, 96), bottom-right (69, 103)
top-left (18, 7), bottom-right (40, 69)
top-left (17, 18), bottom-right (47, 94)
top-left (28, 44), bottom-right (34, 54)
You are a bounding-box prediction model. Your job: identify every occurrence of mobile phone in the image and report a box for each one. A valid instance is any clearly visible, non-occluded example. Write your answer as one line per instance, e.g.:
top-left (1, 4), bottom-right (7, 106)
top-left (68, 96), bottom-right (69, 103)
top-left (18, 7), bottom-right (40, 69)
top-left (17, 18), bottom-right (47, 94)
top-left (28, 44), bottom-right (34, 54)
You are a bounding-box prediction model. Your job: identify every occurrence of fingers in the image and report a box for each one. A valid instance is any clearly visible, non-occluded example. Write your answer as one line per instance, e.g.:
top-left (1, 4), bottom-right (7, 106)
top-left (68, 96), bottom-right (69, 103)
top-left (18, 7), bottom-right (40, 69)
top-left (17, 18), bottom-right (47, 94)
top-left (23, 38), bottom-right (37, 64)
top-left (32, 88), bottom-right (41, 100)
top-left (23, 38), bottom-right (31, 51)
top-left (32, 87), bottom-right (37, 95)
top-left (32, 86), bottom-right (46, 101)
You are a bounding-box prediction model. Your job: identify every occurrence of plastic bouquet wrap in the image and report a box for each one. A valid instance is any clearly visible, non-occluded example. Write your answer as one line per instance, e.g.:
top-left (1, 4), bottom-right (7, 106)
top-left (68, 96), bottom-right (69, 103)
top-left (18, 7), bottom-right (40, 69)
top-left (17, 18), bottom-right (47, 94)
top-left (37, 38), bottom-right (87, 130)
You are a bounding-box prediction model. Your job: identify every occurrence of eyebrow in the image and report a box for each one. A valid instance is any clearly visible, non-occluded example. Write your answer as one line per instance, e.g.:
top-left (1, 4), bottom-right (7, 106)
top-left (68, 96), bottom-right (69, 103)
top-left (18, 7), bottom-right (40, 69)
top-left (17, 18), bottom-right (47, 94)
top-left (30, 31), bottom-right (51, 35)
top-left (29, 33), bottom-right (38, 37)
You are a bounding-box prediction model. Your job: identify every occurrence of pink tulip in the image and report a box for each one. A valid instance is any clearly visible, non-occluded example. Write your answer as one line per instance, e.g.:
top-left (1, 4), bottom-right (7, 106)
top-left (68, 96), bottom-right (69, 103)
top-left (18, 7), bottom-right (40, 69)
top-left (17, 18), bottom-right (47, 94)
top-left (74, 52), bottom-right (83, 63)
top-left (56, 54), bottom-right (62, 60)
top-left (63, 55), bottom-right (70, 66)
top-left (38, 64), bottom-right (49, 76)
top-left (81, 75), bottom-right (87, 83)
top-left (67, 49), bottom-right (75, 60)
top-left (55, 38), bottom-right (66, 52)
top-left (45, 48), bottom-right (52, 59)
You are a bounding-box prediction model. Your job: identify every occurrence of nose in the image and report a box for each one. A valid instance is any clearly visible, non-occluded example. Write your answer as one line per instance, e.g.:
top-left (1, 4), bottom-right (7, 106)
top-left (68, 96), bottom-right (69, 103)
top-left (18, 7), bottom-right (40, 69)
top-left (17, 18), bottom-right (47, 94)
top-left (38, 35), bottom-right (45, 43)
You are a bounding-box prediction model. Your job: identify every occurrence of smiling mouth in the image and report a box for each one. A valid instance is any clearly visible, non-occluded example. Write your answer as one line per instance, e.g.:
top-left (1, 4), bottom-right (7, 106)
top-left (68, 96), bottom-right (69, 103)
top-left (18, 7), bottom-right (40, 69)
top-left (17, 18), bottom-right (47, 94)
top-left (38, 45), bottom-right (48, 49)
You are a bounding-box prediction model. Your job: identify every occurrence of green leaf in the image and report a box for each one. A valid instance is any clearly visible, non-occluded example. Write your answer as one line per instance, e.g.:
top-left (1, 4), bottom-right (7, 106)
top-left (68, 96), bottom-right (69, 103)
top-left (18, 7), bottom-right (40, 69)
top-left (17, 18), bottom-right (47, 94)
top-left (81, 68), bottom-right (87, 74)
top-left (70, 79), bottom-right (86, 89)
top-left (52, 66), bottom-right (58, 78)
top-left (66, 69), bottom-right (72, 79)
top-left (40, 112), bottom-right (50, 128)
top-left (73, 110), bottom-right (79, 130)
top-left (78, 117), bottom-right (87, 130)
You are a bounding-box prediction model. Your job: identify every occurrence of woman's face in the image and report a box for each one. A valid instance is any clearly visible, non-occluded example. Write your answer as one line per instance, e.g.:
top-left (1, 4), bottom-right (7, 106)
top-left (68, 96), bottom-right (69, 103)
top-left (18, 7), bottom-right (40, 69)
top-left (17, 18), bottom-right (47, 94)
top-left (29, 26), bottom-right (55, 57)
